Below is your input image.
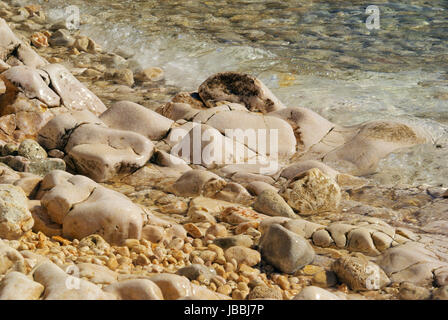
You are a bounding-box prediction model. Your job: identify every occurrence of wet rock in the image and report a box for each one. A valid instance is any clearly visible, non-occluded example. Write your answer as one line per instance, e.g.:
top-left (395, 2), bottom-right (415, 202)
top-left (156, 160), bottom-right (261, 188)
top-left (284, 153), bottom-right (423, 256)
top-left (38, 170), bottom-right (144, 245)
top-left (2, 65), bottom-right (60, 107)
top-left (49, 29), bottom-right (75, 47)
top-left (0, 184), bottom-right (33, 239)
top-left (281, 168), bottom-right (341, 215)
top-left (198, 72), bottom-right (285, 113)
top-left (176, 264), bottom-right (216, 281)
top-left (41, 64), bottom-right (106, 115)
top-left (106, 68), bottom-right (134, 86)
top-left (33, 261), bottom-right (115, 300)
top-left (104, 279), bottom-right (163, 300)
top-left (224, 246), bottom-right (261, 267)
top-left (0, 241), bottom-right (25, 275)
top-left (0, 271), bottom-right (44, 300)
top-left (171, 169), bottom-right (226, 198)
top-left (99, 101), bottom-right (173, 141)
top-left (259, 224), bottom-right (315, 274)
top-left (253, 189), bottom-right (296, 218)
top-left (398, 282), bottom-right (431, 300)
top-left (293, 286), bottom-right (341, 300)
top-left (332, 255), bottom-right (390, 291)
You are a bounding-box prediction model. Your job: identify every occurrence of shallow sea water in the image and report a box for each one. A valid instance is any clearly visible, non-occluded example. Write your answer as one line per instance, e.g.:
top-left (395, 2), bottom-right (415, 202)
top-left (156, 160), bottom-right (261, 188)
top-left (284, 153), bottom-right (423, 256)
top-left (33, 0), bottom-right (448, 186)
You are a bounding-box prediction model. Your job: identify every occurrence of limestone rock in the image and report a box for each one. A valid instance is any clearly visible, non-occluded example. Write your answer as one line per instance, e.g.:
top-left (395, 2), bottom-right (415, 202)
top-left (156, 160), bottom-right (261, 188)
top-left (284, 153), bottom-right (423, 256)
top-left (281, 168), bottom-right (341, 215)
top-left (198, 72), bottom-right (285, 113)
top-left (49, 29), bottom-right (75, 47)
top-left (259, 224), bottom-right (315, 274)
top-left (0, 184), bottom-right (33, 239)
top-left (398, 282), bottom-right (431, 300)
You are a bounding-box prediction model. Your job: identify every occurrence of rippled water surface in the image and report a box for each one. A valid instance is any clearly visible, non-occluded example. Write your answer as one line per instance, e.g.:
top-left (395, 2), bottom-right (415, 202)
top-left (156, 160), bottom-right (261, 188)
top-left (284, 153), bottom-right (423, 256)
top-left (35, 0), bottom-right (448, 186)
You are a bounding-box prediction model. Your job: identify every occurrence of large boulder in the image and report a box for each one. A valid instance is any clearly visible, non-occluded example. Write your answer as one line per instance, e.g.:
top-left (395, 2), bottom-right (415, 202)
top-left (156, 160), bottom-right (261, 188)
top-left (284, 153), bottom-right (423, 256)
top-left (198, 72), bottom-right (285, 113)
top-left (99, 101), bottom-right (173, 141)
top-left (37, 170), bottom-right (144, 245)
top-left (0, 184), bottom-right (34, 239)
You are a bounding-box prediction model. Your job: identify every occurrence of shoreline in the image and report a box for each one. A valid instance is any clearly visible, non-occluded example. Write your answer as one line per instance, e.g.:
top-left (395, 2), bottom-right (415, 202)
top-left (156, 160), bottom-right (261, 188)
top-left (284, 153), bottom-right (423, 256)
top-left (0, 1), bottom-right (447, 301)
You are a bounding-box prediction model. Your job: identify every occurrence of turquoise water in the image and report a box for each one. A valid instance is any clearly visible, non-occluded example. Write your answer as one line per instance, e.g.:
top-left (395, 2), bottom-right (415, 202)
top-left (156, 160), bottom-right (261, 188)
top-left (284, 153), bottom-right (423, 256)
top-left (35, 0), bottom-right (448, 186)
